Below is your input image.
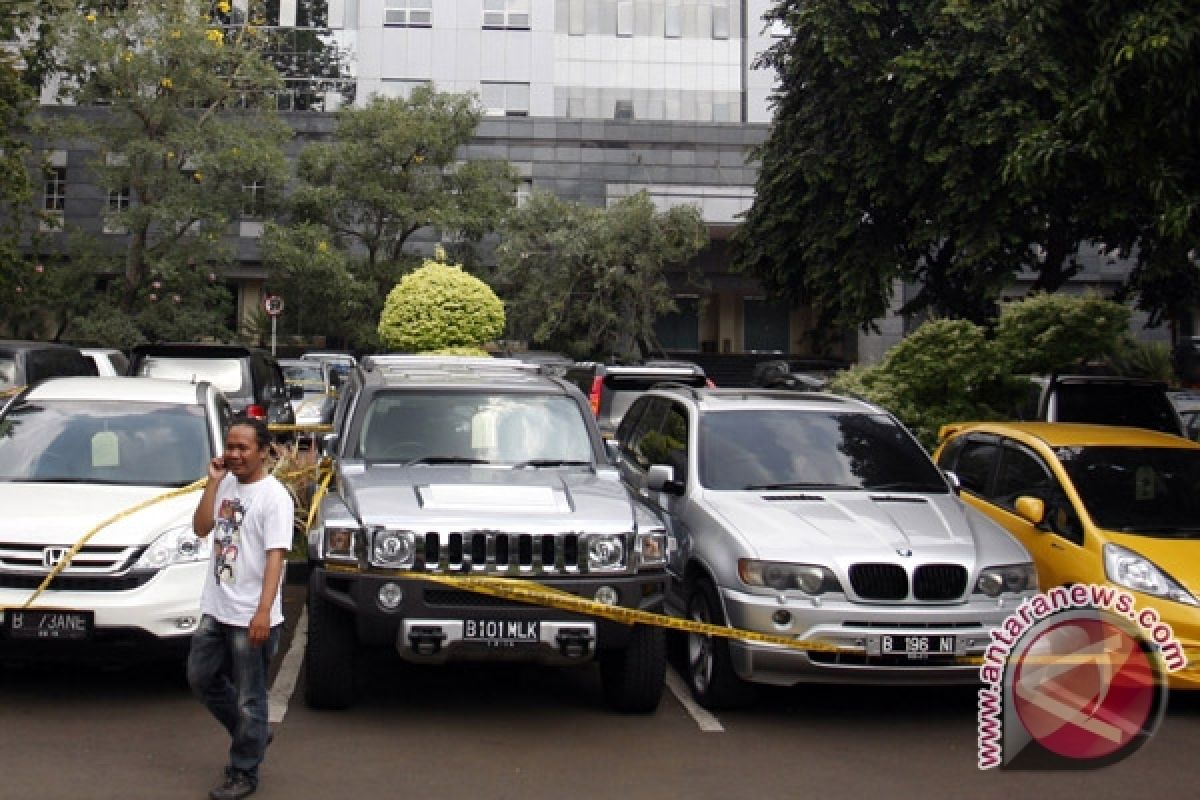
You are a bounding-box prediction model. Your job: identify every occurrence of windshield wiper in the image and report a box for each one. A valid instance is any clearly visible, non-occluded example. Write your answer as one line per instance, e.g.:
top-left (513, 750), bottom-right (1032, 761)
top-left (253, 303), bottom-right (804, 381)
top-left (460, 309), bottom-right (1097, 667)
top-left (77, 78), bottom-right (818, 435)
top-left (402, 456), bottom-right (492, 466)
top-left (866, 481), bottom-right (947, 492)
top-left (511, 459), bottom-right (591, 469)
top-left (743, 482), bottom-right (862, 491)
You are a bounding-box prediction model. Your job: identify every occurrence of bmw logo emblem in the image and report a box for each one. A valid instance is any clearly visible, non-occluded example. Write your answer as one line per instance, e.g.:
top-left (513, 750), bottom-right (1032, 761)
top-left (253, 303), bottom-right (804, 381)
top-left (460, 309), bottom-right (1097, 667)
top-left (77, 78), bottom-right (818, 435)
top-left (895, 548), bottom-right (913, 557)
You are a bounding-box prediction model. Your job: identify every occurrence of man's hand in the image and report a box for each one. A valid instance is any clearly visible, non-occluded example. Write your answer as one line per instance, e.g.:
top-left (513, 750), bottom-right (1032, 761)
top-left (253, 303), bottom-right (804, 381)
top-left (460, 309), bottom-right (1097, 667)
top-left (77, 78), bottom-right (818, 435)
top-left (248, 609), bottom-right (272, 647)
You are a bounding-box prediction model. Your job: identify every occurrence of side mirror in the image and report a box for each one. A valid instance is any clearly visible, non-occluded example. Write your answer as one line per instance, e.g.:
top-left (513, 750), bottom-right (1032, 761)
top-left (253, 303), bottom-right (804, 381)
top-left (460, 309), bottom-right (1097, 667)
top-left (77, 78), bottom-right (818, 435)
top-left (943, 469), bottom-right (962, 494)
top-left (646, 464), bottom-right (685, 495)
top-left (1014, 496), bottom-right (1046, 526)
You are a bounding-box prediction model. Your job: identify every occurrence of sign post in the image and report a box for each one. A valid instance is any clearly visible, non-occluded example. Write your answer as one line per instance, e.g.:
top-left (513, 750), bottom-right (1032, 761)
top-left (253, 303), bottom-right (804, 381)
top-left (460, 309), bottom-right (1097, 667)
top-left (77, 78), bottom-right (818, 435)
top-left (263, 294), bottom-right (284, 356)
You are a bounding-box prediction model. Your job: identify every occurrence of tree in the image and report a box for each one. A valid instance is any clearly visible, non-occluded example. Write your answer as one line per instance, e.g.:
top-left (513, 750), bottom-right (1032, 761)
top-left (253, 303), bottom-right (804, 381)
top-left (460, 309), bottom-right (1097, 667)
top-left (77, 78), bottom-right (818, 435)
top-left (735, 1), bottom-right (1200, 332)
top-left (495, 191), bottom-right (709, 360)
top-left (277, 87), bottom-right (518, 336)
top-left (830, 293), bottom-right (1134, 447)
top-left (377, 252), bottom-right (505, 353)
top-left (42, 0), bottom-right (291, 322)
top-left (0, 5), bottom-right (37, 298)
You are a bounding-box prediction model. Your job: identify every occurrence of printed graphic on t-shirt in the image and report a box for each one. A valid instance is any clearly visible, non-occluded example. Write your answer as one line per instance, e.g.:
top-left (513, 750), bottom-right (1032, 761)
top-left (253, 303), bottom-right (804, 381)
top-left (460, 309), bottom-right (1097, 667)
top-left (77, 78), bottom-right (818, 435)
top-left (213, 496), bottom-right (245, 586)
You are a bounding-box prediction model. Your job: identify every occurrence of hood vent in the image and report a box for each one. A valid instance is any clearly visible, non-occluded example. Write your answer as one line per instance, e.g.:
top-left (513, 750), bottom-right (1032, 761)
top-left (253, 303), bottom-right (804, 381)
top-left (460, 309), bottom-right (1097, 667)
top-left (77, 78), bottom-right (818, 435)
top-left (762, 494), bottom-right (824, 502)
top-left (869, 495), bottom-right (928, 504)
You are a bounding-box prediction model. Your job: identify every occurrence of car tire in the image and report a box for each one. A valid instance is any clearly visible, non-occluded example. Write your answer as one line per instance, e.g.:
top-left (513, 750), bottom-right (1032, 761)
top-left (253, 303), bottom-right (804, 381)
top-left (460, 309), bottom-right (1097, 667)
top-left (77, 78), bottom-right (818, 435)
top-left (599, 624), bottom-right (667, 713)
top-left (303, 573), bottom-right (356, 710)
top-left (686, 579), bottom-right (756, 710)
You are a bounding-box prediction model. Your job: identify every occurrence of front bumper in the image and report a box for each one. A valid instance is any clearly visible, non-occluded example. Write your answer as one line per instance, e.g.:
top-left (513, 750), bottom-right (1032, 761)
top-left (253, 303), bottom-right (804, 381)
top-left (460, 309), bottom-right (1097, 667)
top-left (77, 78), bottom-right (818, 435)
top-left (0, 561), bottom-right (207, 654)
top-left (311, 566), bottom-right (666, 664)
top-left (720, 586), bottom-right (1030, 686)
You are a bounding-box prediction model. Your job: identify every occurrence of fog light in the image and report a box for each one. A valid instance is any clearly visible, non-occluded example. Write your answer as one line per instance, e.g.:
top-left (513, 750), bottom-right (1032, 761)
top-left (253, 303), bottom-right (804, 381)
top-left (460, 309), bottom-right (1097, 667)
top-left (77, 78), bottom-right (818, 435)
top-left (377, 582), bottom-right (404, 611)
top-left (771, 610), bottom-right (792, 626)
top-left (594, 585), bottom-right (620, 606)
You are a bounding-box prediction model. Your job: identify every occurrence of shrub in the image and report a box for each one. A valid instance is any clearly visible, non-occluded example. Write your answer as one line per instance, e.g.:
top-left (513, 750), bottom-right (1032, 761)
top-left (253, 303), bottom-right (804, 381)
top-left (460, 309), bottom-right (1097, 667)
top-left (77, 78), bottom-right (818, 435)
top-left (993, 292), bottom-right (1130, 374)
top-left (377, 257), bottom-right (505, 352)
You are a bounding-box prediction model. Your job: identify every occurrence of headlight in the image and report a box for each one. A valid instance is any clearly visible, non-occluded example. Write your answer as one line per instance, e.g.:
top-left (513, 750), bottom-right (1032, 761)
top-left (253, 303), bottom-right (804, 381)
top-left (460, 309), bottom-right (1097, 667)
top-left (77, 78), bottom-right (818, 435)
top-left (586, 534), bottom-right (626, 572)
top-left (372, 528), bottom-right (415, 568)
top-left (975, 563), bottom-right (1038, 597)
top-left (323, 524), bottom-right (359, 562)
top-left (1104, 543), bottom-right (1199, 606)
top-left (134, 525), bottom-right (211, 571)
top-left (635, 530), bottom-right (667, 568)
top-left (738, 560), bottom-right (842, 595)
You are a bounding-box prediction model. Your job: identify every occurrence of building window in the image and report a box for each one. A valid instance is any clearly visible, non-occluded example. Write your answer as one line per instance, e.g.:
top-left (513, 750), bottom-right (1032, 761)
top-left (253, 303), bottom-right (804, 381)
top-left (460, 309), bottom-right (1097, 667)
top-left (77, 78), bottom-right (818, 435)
top-left (104, 187), bottom-right (130, 234)
top-left (712, 0), bottom-right (730, 39)
top-left (384, 0), bottom-right (432, 27)
top-left (617, 1), bottom-right (633, 36)
top-left (380, 78), bottom-right (431, 99)
top-left (665, 0), bottom-right (682, 38)
top-left (480, 81), bottom-right (530, 116)
top-left (515, 178), bottom-right (532, 208)
top-left (568, 0), bottom-right (584, 35)
top-left (41, 165), bottom-right (65, 230)
top-left (614, 100), bottom-right (634, 120)
top-left (483, 0), bottom-right (529, 30)
top-left (242, 181), bottom-right (267, 219)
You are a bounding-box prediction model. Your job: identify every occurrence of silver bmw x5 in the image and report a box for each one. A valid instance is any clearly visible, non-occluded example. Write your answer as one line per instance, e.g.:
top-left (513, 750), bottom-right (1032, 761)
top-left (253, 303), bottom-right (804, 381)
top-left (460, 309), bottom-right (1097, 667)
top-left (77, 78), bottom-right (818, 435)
top-left (614, 387), bottom-right (1038, 709)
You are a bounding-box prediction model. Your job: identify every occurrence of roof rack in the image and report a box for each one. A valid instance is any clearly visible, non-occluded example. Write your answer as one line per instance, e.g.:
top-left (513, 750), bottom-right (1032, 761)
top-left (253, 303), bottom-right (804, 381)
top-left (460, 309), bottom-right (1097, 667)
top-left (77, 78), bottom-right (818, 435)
top-left (360, 354), bottom-right (546, 383)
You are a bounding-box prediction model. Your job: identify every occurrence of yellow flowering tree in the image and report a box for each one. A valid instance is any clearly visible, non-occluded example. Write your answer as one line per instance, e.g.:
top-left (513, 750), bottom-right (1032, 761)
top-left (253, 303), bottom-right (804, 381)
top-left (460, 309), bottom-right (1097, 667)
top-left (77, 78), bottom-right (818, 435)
top-left (40, 0), bottom-right (291, 325)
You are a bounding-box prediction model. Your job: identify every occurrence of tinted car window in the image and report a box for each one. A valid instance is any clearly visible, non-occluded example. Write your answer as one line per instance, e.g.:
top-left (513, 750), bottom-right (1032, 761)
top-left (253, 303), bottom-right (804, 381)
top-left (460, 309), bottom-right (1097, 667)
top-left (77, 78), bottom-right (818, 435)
top-left (623, 397), bottom-right (669, 469)
top-left (1053, 383), bottom-right (1181, 435)
top-left (0, 399), bottom-right (211, 486)
top-left (993, 444), bottom-right (1054, 509)
top-left (954, 439), bottom-right (1000, 495)
top-left (698, 410), bottom-right (947, 492)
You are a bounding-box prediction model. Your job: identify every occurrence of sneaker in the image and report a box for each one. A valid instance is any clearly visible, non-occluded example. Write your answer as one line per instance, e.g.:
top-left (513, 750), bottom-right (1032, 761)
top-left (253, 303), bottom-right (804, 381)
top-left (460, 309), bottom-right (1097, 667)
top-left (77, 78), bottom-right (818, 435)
top-left (209, 769), bottom-right (257, 800)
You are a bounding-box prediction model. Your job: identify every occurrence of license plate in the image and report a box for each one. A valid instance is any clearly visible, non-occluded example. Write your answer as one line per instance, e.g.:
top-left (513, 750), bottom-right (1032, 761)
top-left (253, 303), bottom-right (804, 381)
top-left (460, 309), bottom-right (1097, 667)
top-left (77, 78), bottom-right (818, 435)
top-left (4, 609), bottom-right (93, 641)
top-left (880, 634), bottom-right (955, 659)
top-left (463, 619), bottom-right (540, 644)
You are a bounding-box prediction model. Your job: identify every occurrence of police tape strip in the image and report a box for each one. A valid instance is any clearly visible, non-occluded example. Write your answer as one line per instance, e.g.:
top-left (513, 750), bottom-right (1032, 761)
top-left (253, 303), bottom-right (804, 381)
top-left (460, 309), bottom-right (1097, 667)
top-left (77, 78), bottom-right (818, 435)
top-left (4, 478), bottom-right (208, 613)
top-left (268, 423), bottom-right (334, 435)
top-left (324, 564), bottom-right (949, 660)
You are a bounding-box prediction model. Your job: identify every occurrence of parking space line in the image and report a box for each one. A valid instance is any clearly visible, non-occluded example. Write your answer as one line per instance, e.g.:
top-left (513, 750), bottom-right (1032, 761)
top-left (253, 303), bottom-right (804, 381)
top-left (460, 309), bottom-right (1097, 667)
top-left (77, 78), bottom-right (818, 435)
top-left (269, 606), bottom-right (307, 725)
top-left (666, 666), bottom-right (724, 732)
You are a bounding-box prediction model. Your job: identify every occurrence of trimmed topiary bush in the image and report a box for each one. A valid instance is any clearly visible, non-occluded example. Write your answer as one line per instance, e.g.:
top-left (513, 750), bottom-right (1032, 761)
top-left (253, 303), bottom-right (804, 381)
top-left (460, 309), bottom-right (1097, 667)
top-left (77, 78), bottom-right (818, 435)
top-left (377, 256), bottom-right (505, 352)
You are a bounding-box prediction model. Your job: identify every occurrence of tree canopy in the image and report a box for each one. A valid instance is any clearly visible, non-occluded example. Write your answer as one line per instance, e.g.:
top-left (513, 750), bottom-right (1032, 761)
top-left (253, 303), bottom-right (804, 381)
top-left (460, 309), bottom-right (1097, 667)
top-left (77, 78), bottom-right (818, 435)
top-left (41, 0), bottom-right (291, 336)
top-left (494, 191), bottom-right (709, 360)
top-left (735, 0), bottom-right (1200, 333)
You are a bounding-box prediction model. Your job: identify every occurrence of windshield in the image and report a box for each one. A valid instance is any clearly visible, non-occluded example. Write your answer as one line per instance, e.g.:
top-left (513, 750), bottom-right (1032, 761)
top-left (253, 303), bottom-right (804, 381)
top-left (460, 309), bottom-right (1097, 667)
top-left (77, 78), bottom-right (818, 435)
top-left (1056, 446), bottom-right (1200, 534)
top-left (282, 363), bottom-right (325, 392)
top-left (0, 399), bottom-right (212, 486)
top-left (355, 391), bottom-right (594, 465)
top-left (699, 410), bottom-right (948, 492)
top-left (137, 356), bottom-right (245, 395)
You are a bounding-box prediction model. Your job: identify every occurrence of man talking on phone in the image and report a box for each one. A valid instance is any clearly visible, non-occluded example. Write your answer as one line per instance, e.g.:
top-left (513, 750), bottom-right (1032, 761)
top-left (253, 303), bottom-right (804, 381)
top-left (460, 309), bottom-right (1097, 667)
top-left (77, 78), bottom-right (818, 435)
top-left (188, 417), bottom-right (294, 800)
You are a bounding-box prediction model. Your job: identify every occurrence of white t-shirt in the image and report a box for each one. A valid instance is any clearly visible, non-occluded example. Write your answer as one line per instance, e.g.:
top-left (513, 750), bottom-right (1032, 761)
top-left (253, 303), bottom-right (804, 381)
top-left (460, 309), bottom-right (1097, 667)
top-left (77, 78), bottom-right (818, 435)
top-left (200, 473), bottom-right (294, 627)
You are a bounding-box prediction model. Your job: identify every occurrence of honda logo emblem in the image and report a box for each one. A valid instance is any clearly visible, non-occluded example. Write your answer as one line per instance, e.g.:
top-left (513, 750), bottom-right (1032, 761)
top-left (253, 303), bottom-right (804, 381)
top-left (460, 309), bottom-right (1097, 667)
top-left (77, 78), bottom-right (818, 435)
top-left (895, 548), bottom-right (913, 558)
top-left (42, 547), bottom-right (69, 569)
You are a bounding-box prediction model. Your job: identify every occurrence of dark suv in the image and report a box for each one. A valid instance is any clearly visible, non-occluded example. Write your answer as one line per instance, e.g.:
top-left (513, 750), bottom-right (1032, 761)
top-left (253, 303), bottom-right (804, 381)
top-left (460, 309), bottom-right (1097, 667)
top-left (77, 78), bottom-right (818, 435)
top-left (564, 360), bottom-right (710, 438)
top-left (0, 340), bottom-right (98, 392)
top-left (1018, 374), bottom-right (1184, 438)
top-left (129, 343), bottom-right (297, 430)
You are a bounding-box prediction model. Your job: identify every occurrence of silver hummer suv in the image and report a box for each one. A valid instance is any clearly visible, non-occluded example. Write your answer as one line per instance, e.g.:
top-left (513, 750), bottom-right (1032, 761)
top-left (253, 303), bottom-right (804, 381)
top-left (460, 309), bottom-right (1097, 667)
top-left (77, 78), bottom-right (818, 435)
top-left (615, 387), bottom-right (1038, 709)
top-left (305, 356), bottom-right (670, 712)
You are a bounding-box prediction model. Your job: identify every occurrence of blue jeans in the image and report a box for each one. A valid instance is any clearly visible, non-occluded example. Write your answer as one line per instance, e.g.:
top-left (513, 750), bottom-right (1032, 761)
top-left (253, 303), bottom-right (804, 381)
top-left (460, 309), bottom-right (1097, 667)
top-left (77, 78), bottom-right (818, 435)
top-left (187, 615), bottom-right (281, 783)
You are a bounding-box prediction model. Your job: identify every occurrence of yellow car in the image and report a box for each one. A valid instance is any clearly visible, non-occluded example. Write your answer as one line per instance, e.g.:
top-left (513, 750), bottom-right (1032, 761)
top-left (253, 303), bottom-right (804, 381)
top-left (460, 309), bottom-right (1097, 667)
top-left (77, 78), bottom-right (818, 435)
top-left (932, 422), bottom-right (1200, 689)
